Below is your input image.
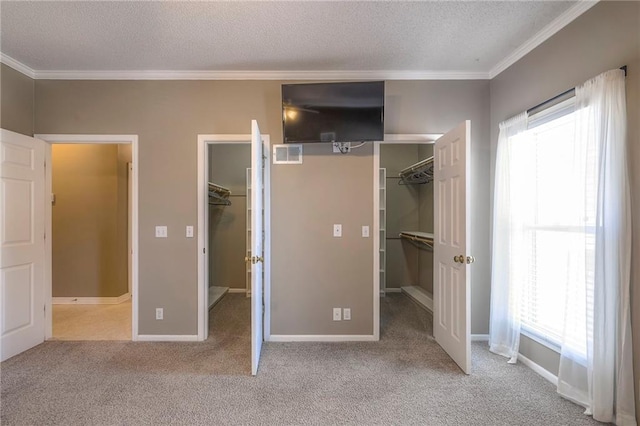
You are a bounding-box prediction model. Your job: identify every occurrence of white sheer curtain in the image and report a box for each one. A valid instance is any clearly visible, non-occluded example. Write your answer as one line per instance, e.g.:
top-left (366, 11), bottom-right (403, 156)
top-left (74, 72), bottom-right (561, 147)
top-left (489, 112), bottom-right (528, 363)
top-left (557, 68), bottom-right (635, 425)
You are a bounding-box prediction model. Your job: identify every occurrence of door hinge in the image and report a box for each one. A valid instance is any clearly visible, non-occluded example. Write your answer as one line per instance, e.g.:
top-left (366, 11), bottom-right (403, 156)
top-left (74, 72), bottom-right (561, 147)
top-left (203, 248), bottom-right (206, 254)
top-left (44, 233), bottom-right (46, 241)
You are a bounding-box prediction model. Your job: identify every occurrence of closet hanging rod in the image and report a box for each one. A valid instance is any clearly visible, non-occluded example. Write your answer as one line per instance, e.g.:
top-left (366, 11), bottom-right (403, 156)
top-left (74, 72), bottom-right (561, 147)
top-left (398, 156), bottom-right (434, 185)
top-left (399, 231), bottom-right (434, 251)
top-left (208, 181), bottom-right (232, 206)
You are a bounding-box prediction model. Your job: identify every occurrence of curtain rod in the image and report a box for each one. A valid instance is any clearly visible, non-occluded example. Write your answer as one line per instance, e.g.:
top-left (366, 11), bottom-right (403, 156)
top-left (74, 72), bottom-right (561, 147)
top-left (527, 65), bottom-right (627, 115)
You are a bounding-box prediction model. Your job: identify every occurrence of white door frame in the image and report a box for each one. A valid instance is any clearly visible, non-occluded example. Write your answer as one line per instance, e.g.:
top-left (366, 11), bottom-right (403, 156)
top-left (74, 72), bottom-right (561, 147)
top-left (374, 134), bottom-right (442, 339)
top-left (197, 134), bottom-right (271, 342)
top-left (34, 134), bottom-right (139, 341)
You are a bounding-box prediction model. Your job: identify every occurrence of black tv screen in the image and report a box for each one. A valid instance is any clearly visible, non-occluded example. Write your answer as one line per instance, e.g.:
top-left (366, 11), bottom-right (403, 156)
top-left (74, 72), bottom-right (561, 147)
top-left (282, 81), bottom-right (384, 143)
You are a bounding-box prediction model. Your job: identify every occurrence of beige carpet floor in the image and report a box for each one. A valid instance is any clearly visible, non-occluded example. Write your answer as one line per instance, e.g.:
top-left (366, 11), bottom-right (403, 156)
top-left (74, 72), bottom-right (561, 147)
top-left (1, 293), bottom-right (599, 425)
top-left (52, 299), bottom-right (132, 341)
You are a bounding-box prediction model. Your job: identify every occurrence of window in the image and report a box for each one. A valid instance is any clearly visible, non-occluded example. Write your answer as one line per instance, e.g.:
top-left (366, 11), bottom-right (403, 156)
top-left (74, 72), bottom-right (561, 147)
top-left (508, 98), bottom-right (593, 360)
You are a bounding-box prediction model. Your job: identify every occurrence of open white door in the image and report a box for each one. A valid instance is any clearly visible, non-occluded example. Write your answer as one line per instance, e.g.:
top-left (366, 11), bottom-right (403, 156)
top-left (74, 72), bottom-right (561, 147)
top-left (433, 121), bottom-right (472, 374)
top-left (249, 120), bottom-right (264, 375)
top-left (0, 129), bottom-right (46, 361)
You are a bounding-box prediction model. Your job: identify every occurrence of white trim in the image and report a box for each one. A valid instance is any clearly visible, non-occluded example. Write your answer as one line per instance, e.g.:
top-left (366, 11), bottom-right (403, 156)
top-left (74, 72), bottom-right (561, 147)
top-left (44, 146), bottom-right (52, 340)
top-left (383, 134), bottom-right (442, 143)
top-left (373, 142), bottom-right (380, 341)
top-left (268, 335), bottom-right (377, 342)
top-left (263, 134), bottom-right (272, 342)
top-left (471, 334), bottom-right (490, 342)
top-left (227, 288), bottom-right (247, 294)
top-left (34, 134), bottom-right (137, 144)
top-left (136, 335), bottom-right (199, 342)
top-left (0, 53), bottom-right (36, 78)
top-left (52, 293), bottom-right (131, 305)
top-left (36, 134), bottom-right (139, 341)
top-left (401, 286), bottom-right (433, 313)
top-left (197, 134), bottom-right (271, 342)
top-left (27, 69), bottom-right (491, 81)
top-left (517, 352), bottom-right (559, 386)
top-left (489, 1), bottom-right (599, 78)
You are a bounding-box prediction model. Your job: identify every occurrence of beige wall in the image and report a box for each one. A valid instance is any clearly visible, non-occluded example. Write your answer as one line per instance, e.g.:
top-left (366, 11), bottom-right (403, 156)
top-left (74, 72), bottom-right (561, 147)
top-left (52, 144), bottom-right (130, 297)
top-left (34, 79), bottom-right (491, 336)
top-left (489, 1), bottom-right (640, 418)
top-left (0, 63), bottom-right (34, 136)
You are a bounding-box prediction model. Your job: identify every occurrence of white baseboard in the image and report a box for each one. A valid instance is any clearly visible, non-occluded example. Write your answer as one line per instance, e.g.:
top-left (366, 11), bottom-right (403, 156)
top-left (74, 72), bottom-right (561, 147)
top-left (269, 335), bottom-right (377, 342)
top-left (518, 352), bottom-right (558, 386)
top-left (401, 286), bottom-right (433, 312)
top-left (53, 292), bottom-right (131, 305)
top-left (471, 334), bottom-right (490, 342)
top-left (135, 334), bottom-right (199, 342)
top-left (228, 288), bottom-right (246, 294)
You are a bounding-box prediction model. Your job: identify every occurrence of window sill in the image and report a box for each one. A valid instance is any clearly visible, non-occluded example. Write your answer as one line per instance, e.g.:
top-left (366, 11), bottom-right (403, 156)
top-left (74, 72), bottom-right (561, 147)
top-left (520, 326), bottom-right (561, 354)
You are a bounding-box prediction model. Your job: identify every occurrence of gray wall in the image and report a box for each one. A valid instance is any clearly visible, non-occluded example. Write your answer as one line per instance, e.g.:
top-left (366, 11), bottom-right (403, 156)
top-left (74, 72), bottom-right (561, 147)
top-left (0, 63), bottom-right (34, 136)
top-left (489, 1), bottom-right (640, 418)
top-left (208, 144), bottom-right (250, 290)
top-left (52, 144), bottom-right (130, 297)
top-left (34, 79), bottom-right (490, 336)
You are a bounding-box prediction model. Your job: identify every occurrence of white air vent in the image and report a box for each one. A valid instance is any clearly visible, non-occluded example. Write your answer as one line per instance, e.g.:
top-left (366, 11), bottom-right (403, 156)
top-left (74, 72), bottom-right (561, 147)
top-left (272, 144), bottom-right (303, 164)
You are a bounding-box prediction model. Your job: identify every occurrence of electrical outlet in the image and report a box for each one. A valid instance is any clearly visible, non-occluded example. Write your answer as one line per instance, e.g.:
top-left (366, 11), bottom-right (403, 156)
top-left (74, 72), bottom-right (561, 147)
top-left (332, 142), bottom-right (351, 154)
top-left (333, 308), bottom-right (342, 321)
top-left (362, 226), bottom-right (369, 237)
top-left (333, 224), bottom-right (342, 237)
top-left (343, 308), bottom-right (351, 320)
top-left (186, 225), bottom-right (194, 238)
top-left (155, 226), bottom-right (168, 238)
top-left (155, 308), bottom-right (163, 320)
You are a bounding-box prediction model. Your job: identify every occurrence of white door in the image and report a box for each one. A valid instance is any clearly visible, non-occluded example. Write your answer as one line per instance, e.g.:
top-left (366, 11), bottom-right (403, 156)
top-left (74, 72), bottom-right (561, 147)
top-left (0, 129), bottom-right (46, 361)
top-left (250, 120), bottom-right (264, 376)
top-left (433, 121), bottom-right (471, 374)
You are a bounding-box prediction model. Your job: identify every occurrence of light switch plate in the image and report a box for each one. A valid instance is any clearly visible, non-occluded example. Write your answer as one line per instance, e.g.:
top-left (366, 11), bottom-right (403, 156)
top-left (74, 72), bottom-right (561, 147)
top-left (155, 226), bottom-right (168, 238)
top-left (186, 225), bottom-right (194, 238)
top-left (362, 226), bottom-right (369, 237)
top-left (343, 308), bottom-right (351, 320)
top-left (333, 224), bottom-right (342, 237)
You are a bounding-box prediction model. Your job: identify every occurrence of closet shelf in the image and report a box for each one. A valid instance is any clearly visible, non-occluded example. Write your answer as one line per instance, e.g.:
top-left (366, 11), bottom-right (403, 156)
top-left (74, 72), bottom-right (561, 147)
top-left (208, 182), bottom-right (232, 206)
top-left (399, 156), bottom-right (434, 185)
top-left (399, 231), bottom-right (434, 251)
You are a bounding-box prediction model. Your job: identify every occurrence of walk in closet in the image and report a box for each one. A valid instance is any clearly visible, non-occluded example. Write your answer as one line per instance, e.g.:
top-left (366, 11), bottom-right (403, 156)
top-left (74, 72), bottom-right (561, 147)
top-left (379, 143), bottom-right (434, 311)
top-left (208, 144), bottom-right (251, 309)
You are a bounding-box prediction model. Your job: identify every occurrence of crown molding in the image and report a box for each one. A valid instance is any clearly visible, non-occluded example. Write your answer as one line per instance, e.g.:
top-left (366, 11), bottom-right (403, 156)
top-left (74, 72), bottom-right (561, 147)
top-left (0, 53), bottom-right (35, 78)
top-left (30, 69), bottom-right (490, 81)
top-left (489, 0), bottom-right (599, 79)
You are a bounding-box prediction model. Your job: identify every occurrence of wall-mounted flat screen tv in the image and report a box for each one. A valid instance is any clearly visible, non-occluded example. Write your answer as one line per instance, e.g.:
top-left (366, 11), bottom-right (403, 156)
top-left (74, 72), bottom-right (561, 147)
top-left (282, 81), bottom-right (384, 143)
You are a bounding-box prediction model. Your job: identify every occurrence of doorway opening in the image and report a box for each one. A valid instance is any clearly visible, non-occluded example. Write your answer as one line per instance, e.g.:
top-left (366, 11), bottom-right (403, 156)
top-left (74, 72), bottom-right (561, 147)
top-left (206, 142), bottom-right (252, 354)
top-left (197, 127), bottom-right (270, 375)
top-left (49, 143), bottom-right (132, 340)
top-left (35, 134), bottom-right (139, 342)
top-left (376, 139), bottom-right (437, 340)
top-left (374, 125), bottom-right (472, 374)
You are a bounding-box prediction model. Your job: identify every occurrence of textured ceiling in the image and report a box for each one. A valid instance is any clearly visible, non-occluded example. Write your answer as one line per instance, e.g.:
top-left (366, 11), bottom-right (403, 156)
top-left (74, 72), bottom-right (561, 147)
top-left (0, 1), bottom-right (578, 75)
